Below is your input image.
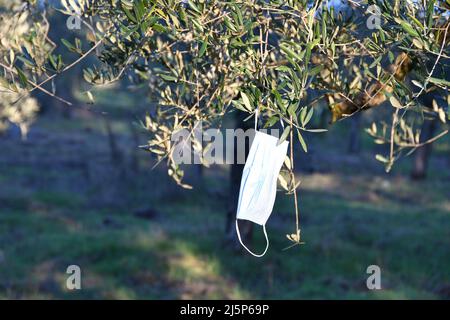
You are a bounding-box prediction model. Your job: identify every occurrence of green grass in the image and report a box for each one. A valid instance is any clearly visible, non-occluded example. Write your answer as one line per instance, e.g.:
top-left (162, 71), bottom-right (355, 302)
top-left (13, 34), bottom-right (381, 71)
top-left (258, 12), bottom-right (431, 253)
top-left (0, 175), bottom-right (448, 299)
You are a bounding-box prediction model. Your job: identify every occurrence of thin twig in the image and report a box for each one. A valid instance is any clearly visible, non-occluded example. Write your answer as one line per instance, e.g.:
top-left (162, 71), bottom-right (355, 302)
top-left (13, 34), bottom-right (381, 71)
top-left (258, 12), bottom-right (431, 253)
top-left (388, 108), bottom-right (400, 168)
top-left (31, 35), bottom-right (106, 94)
top-left (289, 114), bottom-right (301, 244)
top-left (0, 62), bottom-right (73, 106)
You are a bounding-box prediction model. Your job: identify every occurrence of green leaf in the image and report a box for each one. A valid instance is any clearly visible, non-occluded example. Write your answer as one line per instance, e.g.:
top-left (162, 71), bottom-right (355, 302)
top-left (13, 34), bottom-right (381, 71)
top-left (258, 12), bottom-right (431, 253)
top-left (240, 92), bottom-right (253, 112)
top-left (280, 44), bottom-right (302, 61)
top-left (388, 51), bottom-right (395, 63)
top-left (389, 96), bottom-right (403, 109)
top-left (287, 103), bottom-right (299, 118)
top-left (9, 50), bottom-right (15, 64)
top-left (133, 0), bottom-right (145, 21)
top-left (296, 129), bottom-right (308, 153)
top-left (15, 67), bottom-right (28, 88)
top-left (120, 0), bottom-right (134, 8)
top-left (223, 16), bottom-right (237, 32)
top-left (278, 125), bottom-right (291, 146)
top-left (411, 80), bottom-right (424, 89)
top-left (396, 18), bottom-right (420, 37)
top-left (272, 89), bottom-right (285, 112)
top-left (278, 173), bottom-right (289, 191)
top-left (412, 38), bottom-right (424, 49)
top-left (375, 154), bottom-right (388, 163)
top-left (85, 91), bottom-right (95, 104)
top-left (159, 73), bottom-right (178, 82)
top-left (61, 39), bottom-right (77, 53)
top-left (152, 24), bottom-right (167, 33)
top-left (303, 108), bottom-right (314, 126)
top-left (16, 56), bottom-right (35, 67)
top-left (123, 7), bottom-right (138, 23)
top-left (428, 77), bottom-right (450, 87)
top-left (309, 65), bottom-right (323, 77)
top-left (407, 14), bottom-right (424, 31)
top-left (188, 0), bottom-right (202, 14)
top-left (276, 66), bottom-right (291, 73)
top-left (305, 44), bottom-right (312, 66)
top-left (198, 40), bottom-right (208, 58)
top-left (427, 0), bottom-right (436, 28)
top-left (369, 56), bottom-right (383, 69)
top-left (305, 128), bottom-right (327, 133)
top-left (300, 107), bottom-right (307, 125)
top-left (231, 100), bottom-right (247, 112)
top-left (264, 115), bottom-right (279, 128)
top-left (49, 54), bottom-right (58, 70)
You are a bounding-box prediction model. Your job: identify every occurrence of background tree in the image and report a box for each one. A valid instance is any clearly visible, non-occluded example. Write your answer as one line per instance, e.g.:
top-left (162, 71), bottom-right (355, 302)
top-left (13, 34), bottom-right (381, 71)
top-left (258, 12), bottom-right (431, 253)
top-left (0, 0), bottom-right (43, 138)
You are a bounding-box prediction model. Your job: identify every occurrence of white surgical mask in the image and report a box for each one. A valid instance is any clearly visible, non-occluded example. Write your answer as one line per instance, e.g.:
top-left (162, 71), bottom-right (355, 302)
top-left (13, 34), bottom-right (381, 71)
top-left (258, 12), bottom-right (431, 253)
top-left (235, 110), bottom-right (288, 257)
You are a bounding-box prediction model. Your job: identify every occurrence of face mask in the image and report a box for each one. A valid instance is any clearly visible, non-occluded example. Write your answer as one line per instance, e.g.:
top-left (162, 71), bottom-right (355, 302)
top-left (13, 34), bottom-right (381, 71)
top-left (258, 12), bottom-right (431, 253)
top-left (235, 112), bottom-right (289, 257)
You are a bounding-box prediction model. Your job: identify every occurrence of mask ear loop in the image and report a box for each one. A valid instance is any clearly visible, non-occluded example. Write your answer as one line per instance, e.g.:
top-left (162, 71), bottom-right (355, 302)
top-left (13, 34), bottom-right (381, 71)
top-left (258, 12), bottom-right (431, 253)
top-left (254, 107), bottom-right (259, 132)
top-left (235, 220), bottom-right (269, 258)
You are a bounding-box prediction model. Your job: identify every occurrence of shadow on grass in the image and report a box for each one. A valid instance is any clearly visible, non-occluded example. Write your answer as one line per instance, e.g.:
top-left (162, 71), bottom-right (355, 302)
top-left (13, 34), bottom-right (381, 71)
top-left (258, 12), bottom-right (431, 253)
top-left (3, 179), bottom-right (449, 299)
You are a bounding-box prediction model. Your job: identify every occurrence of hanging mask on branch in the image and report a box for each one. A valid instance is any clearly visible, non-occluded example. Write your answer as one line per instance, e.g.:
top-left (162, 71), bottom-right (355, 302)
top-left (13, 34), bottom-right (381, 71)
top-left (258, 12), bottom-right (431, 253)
top-left (235, 110), bottom-right (289, 257)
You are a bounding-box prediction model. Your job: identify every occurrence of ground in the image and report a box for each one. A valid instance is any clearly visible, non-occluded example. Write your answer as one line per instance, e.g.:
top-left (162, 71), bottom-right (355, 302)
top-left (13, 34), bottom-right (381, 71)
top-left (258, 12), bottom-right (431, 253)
top-left (0, 87), bottom-right (449, 299)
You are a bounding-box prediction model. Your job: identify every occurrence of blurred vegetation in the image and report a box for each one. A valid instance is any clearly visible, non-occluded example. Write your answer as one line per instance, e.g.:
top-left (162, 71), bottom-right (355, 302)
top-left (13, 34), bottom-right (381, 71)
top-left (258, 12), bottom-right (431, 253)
top-left (0, 0), bottom-right (41, 138)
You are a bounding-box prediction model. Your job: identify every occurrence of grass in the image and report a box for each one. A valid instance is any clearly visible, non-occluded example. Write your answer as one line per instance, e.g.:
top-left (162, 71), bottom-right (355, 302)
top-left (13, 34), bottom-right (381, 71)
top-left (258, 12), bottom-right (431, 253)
top-left (0, 172), bottom-right (448, 299)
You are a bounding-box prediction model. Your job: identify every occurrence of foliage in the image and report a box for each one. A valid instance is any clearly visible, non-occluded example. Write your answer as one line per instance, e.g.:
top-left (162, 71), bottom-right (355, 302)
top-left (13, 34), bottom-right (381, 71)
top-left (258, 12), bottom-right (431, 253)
top-left (0, 0), bottom-right (44, 138)
top-left (42, 0), bottom-right (449, 176)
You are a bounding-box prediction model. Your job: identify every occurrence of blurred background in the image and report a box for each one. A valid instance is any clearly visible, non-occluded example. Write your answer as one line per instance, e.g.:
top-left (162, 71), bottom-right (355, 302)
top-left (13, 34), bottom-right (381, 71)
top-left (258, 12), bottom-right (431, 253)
top-left (0, 1), bottom-right (449, 300)
top-left (0, 80), bottom-right (449, 299)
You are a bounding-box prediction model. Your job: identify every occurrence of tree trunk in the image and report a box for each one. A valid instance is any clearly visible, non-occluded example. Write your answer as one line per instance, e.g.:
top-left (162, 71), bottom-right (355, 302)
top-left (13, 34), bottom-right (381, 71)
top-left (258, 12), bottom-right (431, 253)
top-left (411, 118), bottom-right (437, 180)
top-left (225, 110), bottom-right (253, 250)
top-left (128, 121), bottom-right (140, 174)
top-left (104, 117), bottom-right (126, 180)
top-left (348, 112), bottom-right (362, 154)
